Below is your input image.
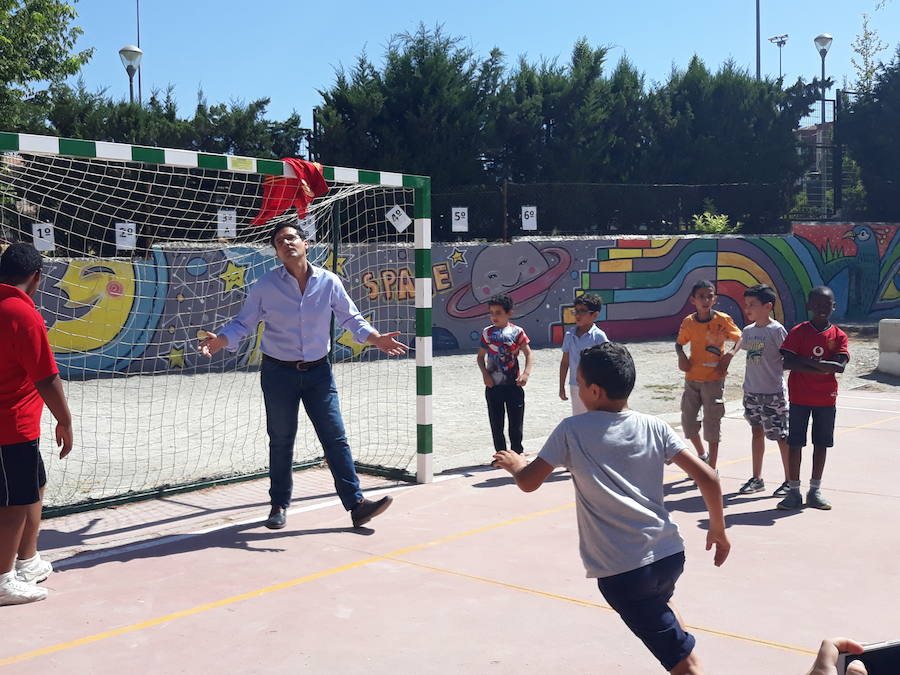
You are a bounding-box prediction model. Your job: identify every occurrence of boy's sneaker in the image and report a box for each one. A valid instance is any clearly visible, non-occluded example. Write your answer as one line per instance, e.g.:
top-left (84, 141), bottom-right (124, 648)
top-left (806, 489), bottom-right (832, 510)
top-left (738, 477), bottom-right (765, 494)
top-left (0, 573), bottom-right (48, 606)
top-left (776, 490), bottom-right (804, 510)
top-left (773, 481), bottom-right (791, 497)
top-left (698, 453), bottom-right (710, 464)
top-left (15, 554), bottom-right (53, 584)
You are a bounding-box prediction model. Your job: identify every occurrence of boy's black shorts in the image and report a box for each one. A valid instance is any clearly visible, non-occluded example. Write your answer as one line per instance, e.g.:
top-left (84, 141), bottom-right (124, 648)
top-left (787, 403), bottom-right (836, 448)
top-left (0, 439), bottom-right (47, 507)
top-left (596, 552), bottom-right (695, 671)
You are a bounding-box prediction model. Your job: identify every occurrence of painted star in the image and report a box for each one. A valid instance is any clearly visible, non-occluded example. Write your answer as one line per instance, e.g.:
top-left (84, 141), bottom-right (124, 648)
top-left (323, 251), bottom-right (349, 278)
top-left (219, 261), bottom-right (247, 294)
top-left (167, 346), bottom-right (186, 369)
top-left (448, 248), bottom-right (467, 267)
top-left (336, 314), bottom-right (372, 358)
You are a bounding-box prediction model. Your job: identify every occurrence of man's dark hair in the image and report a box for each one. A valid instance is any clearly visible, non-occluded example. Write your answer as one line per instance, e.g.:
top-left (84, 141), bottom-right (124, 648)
top-left (690, 279), bottom-right (716, 296)
top-left (744, 283), bottom-right (777, 307)
top-left (578, 342), bottom-right (636, 400)
top-left (269, 221), bottom-right (302, 247)
top-left (808, 285), bottom-right (834, 301)
top-left (488, 293), bottom-right (513, 312)
top-left (574, 293), bottom-right (603, 313)
top-left (0, 243), bottom-right (43, 284)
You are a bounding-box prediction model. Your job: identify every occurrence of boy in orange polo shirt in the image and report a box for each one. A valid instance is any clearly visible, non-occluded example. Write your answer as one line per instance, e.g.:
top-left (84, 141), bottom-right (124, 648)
top-left (676, 280), bottom-right (741, 469)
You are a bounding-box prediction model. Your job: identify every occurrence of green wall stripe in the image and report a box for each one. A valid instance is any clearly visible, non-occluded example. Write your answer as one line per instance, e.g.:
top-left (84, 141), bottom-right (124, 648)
top-left (0, 132), bottom-right (19, 151)
top-left (416, 366), bottom-right (433, 396)
top-left (416, 308), bottom-right (432, 337)
top-left (59, 138), bottom-right (96, 158)
top-left (415, 248), bottom-right (432, 278)
top-left (417, 424), bottom-right (433, 455)
top-left (256, 159), bottom-right (284, 176)
top-left (198, 153), bottom-right (228, 170)
top-left (132, 146), bottom-right (165, 164)
top-left (357, 169), bottom-right (380, 185)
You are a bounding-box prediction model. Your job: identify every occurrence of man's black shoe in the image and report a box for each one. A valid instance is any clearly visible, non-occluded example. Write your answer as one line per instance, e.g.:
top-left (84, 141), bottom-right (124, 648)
top-left (265, 505), bottom-right (287, 530)
top-left (351, 495), bottom-right (393, 528)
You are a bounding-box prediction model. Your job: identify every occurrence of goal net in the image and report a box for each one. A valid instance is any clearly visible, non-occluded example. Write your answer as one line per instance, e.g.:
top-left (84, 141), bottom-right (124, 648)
top-left (0, 132), bottom-right (433, 514)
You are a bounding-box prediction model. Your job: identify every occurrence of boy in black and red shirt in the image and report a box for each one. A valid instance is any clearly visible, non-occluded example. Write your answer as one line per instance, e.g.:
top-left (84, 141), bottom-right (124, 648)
top-left (777, 286), bottom-right (849, 511)
top-left (0, 243), bottom-right (74, 605)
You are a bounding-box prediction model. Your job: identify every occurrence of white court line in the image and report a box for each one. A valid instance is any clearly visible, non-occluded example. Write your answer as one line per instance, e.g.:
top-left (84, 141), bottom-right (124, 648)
top-left (842, 395), bottom-right (900, 403)
top-left (838, 405), bottom-right (900, 414)
top-left (52, 482), bottom-right (420, 570)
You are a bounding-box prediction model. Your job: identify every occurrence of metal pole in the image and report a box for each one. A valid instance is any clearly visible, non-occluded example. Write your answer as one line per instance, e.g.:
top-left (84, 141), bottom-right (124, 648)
top-left (821, 53), bottom-right (826, 125)
top-left (127, 69), bottom-right (135, 104)
top-left (500, 179), bottom-right (509, 242)
top-left (778, 45), bottom-right (782, 79)
top-left (755, 0), bottom-right (761, 80)
top-left (136, 0), bottom-right (142, 105)
top-left (834, 90), bottom-right (843, 214)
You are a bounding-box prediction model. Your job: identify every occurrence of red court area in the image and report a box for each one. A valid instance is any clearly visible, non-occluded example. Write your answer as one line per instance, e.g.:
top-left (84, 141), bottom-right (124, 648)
top-left (2, 392), bottom-right (899, 674)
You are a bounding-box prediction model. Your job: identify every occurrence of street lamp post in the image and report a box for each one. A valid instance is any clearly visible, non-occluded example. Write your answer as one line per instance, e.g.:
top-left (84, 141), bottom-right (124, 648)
top-left (814, 33), bottom-right (833, 125)
top-left (768, 34), bottom-right (788, 79)
top-left (118, 45), bottom-right (144, 105)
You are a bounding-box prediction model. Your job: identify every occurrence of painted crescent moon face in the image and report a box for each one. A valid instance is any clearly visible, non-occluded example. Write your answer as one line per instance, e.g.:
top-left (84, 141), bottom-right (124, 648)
top-left (47, 261), bottom-right (136, 353)
top-left (471, 242), bottom-right (550, 302)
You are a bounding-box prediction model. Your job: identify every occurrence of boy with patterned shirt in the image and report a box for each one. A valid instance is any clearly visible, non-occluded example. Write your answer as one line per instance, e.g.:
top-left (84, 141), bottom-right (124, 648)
top-left (675, 280), bottom-right (742, 469)
top-left (777, 286), bottom-right (849, 511)
top-left (559, 294), bottom-right (608, 415)
top-left (737, 284), bottom-right (791, 496)
top-left (477, 293), bottom-right (533, 457)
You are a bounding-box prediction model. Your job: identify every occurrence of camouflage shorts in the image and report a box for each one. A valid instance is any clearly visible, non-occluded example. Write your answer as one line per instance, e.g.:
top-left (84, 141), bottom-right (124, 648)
top-left (743, 392), bottom-right (788, 441)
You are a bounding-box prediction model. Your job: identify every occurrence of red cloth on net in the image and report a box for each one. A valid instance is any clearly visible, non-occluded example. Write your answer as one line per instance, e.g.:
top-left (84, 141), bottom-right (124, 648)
top-left (250, 158), bottom-right (329, 225)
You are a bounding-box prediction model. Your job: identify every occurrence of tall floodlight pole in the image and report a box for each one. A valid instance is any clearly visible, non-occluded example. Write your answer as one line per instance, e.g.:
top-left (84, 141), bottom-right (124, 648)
top-left (118, 45), bottom-right (143, 104)
top-left (756, 0), bottom-right (761, 79)
top-left (768, 34), bottom-right (788, 79)
top-left (815, 34), bottom-right (833, 124)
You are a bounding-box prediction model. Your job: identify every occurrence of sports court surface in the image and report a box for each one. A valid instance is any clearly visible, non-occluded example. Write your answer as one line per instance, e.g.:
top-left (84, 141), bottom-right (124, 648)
top-left (2, 391), bottom-right (899, 674)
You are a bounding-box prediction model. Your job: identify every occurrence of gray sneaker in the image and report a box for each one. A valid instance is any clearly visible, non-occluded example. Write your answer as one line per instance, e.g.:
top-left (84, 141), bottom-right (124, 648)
top-left (776, 490), bottom-right (803, 510)
top-left (738, 478), bottom-right (765, 494)
top-left (773, 481), bottom-right (791, 497)
top-left (806, 489), bottom-right (832, 510)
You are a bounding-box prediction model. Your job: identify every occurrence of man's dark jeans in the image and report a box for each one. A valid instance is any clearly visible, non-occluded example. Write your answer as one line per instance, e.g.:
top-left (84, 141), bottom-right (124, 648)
top-left (485, 384), bottom-right (525, 453)
top-left (260, 358), bottom-right (363, 510)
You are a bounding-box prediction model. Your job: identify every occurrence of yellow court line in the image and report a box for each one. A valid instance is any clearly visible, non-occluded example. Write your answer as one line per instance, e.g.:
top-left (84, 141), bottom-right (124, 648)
top-left (0, 504), bottom-right (575, 667)
top-left (3, 412), bottom-right (896, 667)
top-left (385, 556), bottom-right (816, 657)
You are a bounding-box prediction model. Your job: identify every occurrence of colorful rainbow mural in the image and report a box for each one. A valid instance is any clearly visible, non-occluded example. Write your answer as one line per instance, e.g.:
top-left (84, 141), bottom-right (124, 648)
top-left (17, 223), bottom-right (900, 378)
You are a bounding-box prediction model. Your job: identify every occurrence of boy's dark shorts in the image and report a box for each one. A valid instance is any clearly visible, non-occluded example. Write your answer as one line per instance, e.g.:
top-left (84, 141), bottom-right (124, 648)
top-left (0, 440), bottom-right (47, 507)
top-left (787, 403), bottom-right (836, 448)
top-left (596, 551), bottom-right (694, 671)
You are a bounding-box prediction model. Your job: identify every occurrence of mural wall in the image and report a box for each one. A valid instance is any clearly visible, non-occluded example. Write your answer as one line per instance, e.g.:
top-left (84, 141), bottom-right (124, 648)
top-left (29, 223), bottom-right (900, 378)
top-left (430, 224), bottom-right (899, 351)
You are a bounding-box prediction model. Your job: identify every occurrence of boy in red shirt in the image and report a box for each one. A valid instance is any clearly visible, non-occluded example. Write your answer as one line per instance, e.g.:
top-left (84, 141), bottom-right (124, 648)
top-left (777, 286), bottom-right (849, 511)
top-left (0, 243), bottom-right (74, 605)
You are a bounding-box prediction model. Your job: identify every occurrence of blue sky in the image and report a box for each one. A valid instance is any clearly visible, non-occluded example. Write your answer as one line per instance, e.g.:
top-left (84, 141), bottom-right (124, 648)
top-left (69, 0), bottom-right (900, 128)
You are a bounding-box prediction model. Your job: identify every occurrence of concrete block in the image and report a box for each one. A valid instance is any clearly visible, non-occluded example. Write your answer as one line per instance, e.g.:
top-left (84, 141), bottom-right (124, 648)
top-left (878, 319), bottom-right (900, 376)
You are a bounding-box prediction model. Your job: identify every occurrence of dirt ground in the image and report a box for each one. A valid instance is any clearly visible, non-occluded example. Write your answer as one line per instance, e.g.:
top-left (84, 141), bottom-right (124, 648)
top-left (431, 331), bottom-right (887, 472)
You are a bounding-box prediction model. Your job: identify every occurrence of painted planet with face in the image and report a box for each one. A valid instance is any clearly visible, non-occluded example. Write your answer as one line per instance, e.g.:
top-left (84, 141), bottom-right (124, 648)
top-left (446, 242), bottom-right (572, 319)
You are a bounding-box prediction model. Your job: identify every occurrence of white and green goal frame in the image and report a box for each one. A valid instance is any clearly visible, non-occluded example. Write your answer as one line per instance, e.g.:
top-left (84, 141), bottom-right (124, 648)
top-left (0, 131), bottom-right (434, 485)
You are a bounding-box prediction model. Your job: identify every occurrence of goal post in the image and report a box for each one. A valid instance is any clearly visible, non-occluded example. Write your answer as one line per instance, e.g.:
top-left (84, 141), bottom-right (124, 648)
top-left (0, 131), bottom-right (433, 514)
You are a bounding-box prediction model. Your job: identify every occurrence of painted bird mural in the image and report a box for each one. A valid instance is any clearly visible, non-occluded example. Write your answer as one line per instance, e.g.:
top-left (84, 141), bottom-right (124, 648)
top-left (819, 224), bottom-right (900, 320)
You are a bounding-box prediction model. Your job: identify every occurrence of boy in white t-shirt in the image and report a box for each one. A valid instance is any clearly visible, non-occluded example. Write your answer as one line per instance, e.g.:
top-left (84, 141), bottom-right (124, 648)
top-left (558, 294), bottom-right (608, 415)
top-left (494, 343), bottom-right (729, 674)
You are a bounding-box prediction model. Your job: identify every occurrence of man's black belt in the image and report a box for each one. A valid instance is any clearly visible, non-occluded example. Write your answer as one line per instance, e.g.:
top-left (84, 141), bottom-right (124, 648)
top-left (262, 354), bottom-right (328, 371)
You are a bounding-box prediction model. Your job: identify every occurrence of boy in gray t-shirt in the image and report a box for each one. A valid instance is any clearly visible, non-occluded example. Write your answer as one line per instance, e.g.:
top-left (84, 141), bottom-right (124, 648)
top-left (493, 342), bottom-right (729, 674)
top-left (736, 285), bottom-right (791, 497)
